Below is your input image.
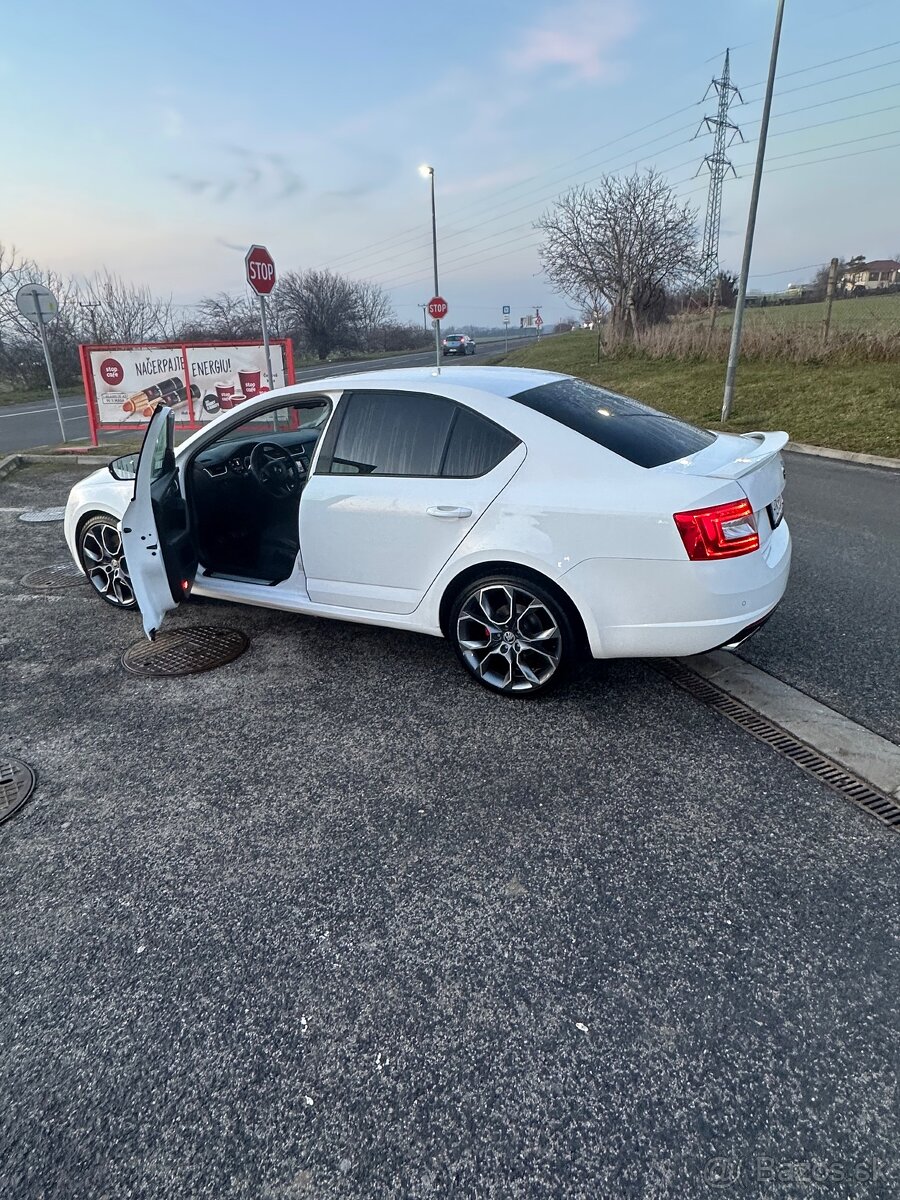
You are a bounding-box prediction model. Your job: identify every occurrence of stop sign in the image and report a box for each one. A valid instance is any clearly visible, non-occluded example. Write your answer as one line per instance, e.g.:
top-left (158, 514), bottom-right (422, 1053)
top-left (245, 245), bottom-right (276, 295)
top-left (427, 295), bottom-right (448, 321)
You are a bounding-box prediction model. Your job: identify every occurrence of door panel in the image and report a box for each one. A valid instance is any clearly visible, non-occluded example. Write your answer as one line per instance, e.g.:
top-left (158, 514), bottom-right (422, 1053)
top-left (121, 407), bottom-right (198, 638)
top-left (300, 445), bottom-right (526, 614)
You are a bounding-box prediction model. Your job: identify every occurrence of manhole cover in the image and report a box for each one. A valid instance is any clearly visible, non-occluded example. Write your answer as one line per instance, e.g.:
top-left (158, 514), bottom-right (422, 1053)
top-left (122, 626), bottom-right (249, 677)
top-left (1, 759), bottom-right (36, 825)
top-left (21, 561), bottom-right (86, 590)
top-left (19, 506), bottom-right (66, 523)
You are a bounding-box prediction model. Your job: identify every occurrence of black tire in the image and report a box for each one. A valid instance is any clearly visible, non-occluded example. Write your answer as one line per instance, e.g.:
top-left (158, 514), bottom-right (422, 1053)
top-left (448, 573), bottom-right (578, 696)
top-left (76, 513), bottom-right (137, 610)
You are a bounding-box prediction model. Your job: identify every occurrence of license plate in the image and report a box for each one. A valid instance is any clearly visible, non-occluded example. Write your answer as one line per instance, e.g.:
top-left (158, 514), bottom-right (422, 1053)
top-left (769, 492), bottom-right (784, 528)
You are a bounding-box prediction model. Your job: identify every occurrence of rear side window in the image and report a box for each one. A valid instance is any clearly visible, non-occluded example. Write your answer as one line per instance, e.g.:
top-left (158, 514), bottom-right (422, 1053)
top-left (442, 407), bottom-right (519, 477)
top-left (512, 378), bottom-right (715, 468)
top-left (330, 391), bottom-right (455, 476)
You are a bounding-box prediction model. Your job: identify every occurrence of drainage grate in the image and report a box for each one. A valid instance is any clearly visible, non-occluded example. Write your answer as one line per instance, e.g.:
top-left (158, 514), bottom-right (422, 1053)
top-left (657, 660), bottom-right (900, 830)
top-left (19, 506), bottom-right (66, 523)
top-left (122, 626), bottom-right (249, 677)
top-left (1, 759), bottom-right (36, 825)
top-left (21, 561), bottom-right (86, 590)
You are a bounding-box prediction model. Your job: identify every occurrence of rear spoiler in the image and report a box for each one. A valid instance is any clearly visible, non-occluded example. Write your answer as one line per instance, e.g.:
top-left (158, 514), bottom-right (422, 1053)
top-left (705, 430), bottom-right (789, 480)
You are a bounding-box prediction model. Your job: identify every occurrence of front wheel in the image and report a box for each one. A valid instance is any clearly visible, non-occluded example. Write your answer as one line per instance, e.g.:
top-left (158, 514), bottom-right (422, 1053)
top-left (77, 514), bottom-right (136, 609)
top-left (449, 575), bottom-right (577, 696)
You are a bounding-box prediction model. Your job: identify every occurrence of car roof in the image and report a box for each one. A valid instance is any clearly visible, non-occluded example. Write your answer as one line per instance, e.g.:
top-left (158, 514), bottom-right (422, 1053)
top-left (290, 364), bottom-right (569, 399)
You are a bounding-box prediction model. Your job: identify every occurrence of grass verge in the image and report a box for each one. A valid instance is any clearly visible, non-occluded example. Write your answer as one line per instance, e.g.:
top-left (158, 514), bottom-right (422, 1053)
top-left (500, 332), bottom-right (900, 457)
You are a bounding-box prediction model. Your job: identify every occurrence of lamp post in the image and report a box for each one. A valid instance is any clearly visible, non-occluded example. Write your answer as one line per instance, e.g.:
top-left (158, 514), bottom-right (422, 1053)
top-left (419, 163), bottom-right (441, 370)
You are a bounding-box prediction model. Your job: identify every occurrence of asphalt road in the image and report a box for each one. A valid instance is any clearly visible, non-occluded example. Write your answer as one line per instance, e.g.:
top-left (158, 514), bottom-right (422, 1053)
top-left (0, 337), bottom-right (537, 455)
top-left (1, 463), bottom-right (897, 1200)
top-left (740, 453), bottom-right (900, 743)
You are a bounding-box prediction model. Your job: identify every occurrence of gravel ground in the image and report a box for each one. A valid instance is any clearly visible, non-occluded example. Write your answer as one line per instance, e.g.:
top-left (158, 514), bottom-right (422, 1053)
top-left (1, 463), bottom-right (897, 1200)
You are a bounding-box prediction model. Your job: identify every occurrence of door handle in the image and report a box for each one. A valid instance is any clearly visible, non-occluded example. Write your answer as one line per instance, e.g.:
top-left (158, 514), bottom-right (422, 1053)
top-left (426, 505), bottom-right (473, 519)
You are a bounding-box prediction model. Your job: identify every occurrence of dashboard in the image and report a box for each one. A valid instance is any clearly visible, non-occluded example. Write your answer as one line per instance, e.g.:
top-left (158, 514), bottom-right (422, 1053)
top-left (192, 429), bottom-right (321, 482)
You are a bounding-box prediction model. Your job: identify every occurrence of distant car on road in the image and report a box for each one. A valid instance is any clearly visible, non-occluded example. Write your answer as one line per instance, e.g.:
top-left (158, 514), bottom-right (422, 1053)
top-left (64, 366), bottom-right (791, 696)
top-left (442, 334), bottom-right (476, 356)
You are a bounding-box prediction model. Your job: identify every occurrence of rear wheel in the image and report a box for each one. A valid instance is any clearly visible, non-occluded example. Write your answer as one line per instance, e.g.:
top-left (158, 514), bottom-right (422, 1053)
top-left (449, 574), bottom-right (577, 696)
top-left (77, 514), bottom-right (136, 609)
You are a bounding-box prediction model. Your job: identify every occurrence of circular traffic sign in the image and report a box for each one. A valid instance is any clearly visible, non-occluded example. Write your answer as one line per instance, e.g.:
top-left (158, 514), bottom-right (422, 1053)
top-left (427, 295), bottom-right (448, 320)
top-left (16, 284), bottom-right (59, 326)
top-left (245, 245), bottom-right (276, 295)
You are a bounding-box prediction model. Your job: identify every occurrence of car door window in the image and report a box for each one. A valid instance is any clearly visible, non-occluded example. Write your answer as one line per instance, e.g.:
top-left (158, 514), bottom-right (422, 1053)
top-left (148, 409), bottom-right (173, 482)
top-left (441, 407), bottom-right (520, 477)
top-left (330, 391), bottom-right (455, 476)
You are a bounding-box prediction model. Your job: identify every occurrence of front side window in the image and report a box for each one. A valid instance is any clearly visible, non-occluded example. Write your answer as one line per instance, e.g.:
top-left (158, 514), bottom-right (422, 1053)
top-left (148, 410), bottom-right (173, 481)
top-left (511, 377), bottom-right (716, 469)
top-left (213, 400), bottom-right (330, 446)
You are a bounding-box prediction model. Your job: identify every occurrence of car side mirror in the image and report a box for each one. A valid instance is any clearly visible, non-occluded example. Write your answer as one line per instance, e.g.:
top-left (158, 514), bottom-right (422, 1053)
top-left (108, 453), bottom-right (138, 481)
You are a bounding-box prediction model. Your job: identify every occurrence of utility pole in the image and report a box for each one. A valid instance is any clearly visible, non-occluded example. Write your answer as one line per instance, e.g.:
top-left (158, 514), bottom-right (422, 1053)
top-left (419, 303), bottom-right (428, 332)
top-left (696, 49), bottom-right (743, 300)
top-left (722, 0), bottom-right (786, 422)
top-left (820, 258), bottom-right (839, 347)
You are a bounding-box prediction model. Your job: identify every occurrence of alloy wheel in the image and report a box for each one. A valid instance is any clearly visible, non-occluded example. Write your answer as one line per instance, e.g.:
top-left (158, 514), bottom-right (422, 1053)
top-left (80, 520), bottom-right (135, 608)
top-left (456, 582), bottom-right (563, 692)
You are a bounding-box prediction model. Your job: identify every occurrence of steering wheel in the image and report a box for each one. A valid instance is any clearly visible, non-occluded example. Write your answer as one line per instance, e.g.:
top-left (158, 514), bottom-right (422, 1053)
top-left (249, 442), bottom-right (303, 499)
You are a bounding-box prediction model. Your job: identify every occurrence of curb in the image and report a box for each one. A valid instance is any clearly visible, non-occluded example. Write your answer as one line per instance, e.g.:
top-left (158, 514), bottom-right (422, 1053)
top-left (786, 442), bottom-right (900, 471)
top-left (686, 651), bottom-right (900, 800)
top-left (0, 452), bottom-right (110, 479)
top-left (0, 454), bottom-right (22, 480)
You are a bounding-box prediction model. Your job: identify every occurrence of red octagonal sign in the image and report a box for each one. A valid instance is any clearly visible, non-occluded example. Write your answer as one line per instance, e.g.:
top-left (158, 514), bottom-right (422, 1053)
top-left (427, 295), bottom-right (448, 321)
top-left (245, 244), bottom-right (276, 295)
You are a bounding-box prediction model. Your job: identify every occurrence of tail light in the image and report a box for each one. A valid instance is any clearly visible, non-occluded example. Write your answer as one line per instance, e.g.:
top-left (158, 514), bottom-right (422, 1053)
top-left (673, 498), bottom-right (759, 560)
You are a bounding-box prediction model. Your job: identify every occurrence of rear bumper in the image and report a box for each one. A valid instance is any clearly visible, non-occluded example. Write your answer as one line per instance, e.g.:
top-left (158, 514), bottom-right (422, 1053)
top-left (563, 519), bottom-right (791, 659)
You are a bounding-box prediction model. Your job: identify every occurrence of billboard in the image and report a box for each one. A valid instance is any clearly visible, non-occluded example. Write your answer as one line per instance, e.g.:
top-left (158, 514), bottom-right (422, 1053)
top-left (79, 339), bottom-right (295, 444)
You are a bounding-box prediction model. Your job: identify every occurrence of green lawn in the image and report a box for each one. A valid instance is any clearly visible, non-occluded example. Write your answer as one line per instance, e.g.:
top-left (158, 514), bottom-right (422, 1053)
top-left (499, 332), bottom-right (900, 457)
top-left (712, 292), bottom-right (900, 333)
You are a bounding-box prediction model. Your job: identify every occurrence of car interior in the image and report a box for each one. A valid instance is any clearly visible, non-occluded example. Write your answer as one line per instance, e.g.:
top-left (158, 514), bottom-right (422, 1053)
top-left (185, 399), bottom-right (330, 584)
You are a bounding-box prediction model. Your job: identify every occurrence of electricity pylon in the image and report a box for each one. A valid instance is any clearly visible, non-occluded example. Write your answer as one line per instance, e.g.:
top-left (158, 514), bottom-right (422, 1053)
top-left (695, 49), bottom-right (743, 299)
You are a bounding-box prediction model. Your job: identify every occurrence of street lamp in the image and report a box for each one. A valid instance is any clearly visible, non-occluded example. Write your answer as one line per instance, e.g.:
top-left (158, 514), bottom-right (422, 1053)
top-left (419, 163), bottom-right (441, 370)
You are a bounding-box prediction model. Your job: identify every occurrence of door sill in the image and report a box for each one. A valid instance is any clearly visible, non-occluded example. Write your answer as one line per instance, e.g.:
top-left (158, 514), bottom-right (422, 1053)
top-left (201, 569), bottom-right (279, 587)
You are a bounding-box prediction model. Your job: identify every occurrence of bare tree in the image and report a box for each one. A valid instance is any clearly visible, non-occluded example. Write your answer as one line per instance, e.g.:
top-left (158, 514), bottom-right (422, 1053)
top-left (179, 292), bottom-right (259, 342)
top-left (73, 270), bottom-right (176, 343)
top-left (536, 171), bottom-right (698, 333)
top-left (277, 269), bottom-right (359, 360)
top-left (350, 280), bottom-right (393, 352)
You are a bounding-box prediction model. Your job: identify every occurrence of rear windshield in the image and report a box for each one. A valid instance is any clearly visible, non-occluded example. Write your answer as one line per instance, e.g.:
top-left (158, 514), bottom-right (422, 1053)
top-left (446, 336), bottom-right (463, 342)
top-left (511, 377), bottom-right (716, 468)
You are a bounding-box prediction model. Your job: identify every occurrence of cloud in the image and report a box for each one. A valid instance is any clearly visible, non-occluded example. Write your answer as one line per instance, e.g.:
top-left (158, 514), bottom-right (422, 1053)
top-left (167, 148), bottom-right (306, 205)
top-left (507, 0), bottom-right (640, 82)
top-left (160, 106), bottom-right (185, 138)
top-left (168, 173), bottom-right (211, 195)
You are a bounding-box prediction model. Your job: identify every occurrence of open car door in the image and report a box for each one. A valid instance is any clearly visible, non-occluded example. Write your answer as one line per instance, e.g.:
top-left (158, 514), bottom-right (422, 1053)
top-left (121, 405), bottom-right (198, 639)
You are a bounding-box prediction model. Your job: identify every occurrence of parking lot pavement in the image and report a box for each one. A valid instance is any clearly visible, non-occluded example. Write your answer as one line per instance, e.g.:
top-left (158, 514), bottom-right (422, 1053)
top-left (1, 463), bottom-right (897, 1200)
top-left (739, 454), bottom-right (900, 744)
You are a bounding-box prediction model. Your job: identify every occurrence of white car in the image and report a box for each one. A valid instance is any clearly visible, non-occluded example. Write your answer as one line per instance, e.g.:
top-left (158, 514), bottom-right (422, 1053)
top-left (64, 366), bottom-right (791, 696)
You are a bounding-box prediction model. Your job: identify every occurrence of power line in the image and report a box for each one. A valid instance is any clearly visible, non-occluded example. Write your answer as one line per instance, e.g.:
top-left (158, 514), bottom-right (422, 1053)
top-left (365, 100), bottom-right (900, 290)
top-left (311, 41), bottom-right (900, 277)
top-left (322, 67), bottom-right (900, 283)
top-left (378, 127), bottom-right (900, 293)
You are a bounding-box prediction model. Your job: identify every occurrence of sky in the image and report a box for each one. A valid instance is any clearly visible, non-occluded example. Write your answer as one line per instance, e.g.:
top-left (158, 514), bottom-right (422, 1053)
top-left (2, 0), bottom-right (899, 327)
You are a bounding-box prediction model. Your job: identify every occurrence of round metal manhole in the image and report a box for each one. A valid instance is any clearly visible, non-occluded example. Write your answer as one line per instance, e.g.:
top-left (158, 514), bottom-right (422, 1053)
top-left (21, 561), bottom-right (86, 590)
top-left (19, 506), bottom-right (66, 523)
top-left (1, 759), bottom-right (36, 825)
top-left (121, 626), bottom-right (250, 677)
